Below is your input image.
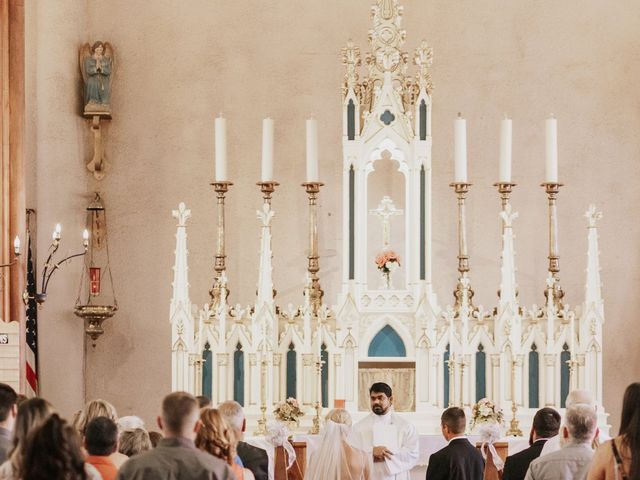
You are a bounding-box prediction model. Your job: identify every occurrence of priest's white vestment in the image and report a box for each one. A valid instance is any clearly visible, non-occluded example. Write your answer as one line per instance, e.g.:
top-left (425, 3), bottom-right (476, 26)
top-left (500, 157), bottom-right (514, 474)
top-left (351, 411), bottom-right (419, 480)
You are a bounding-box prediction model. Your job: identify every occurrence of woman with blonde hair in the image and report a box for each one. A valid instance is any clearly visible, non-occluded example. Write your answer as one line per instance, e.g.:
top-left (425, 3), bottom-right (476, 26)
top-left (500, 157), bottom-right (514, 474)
top-left (118, 428), bottom-right (152, 457)
top-left (0, 397), bottom-right (54, 479)
top-left (74, 399), bottom-right (128, 468)
top-left (307, 408), bottom-right (371, 480)
top-left (195, 408), bottom-right (254, 480)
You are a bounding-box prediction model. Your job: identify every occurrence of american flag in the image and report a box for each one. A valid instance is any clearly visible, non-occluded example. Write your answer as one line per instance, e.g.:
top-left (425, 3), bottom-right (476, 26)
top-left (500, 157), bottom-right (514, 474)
top-left (25, 232), bottom-right (38, 396)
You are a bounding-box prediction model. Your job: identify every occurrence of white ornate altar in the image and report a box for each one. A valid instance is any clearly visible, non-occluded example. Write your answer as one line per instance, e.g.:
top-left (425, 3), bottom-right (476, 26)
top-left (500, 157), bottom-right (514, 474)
top-left (169, 0), bottom-right (608, 434)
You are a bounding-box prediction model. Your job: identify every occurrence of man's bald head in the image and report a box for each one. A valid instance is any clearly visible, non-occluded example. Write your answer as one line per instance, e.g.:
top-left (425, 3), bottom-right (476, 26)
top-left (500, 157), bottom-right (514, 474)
top-left (159, 392), bottom-right (200, 439)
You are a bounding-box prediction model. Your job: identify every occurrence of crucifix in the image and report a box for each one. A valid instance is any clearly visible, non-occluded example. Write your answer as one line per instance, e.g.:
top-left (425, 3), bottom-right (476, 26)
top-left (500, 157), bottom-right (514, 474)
top-left (369, 196), bottom-right (403, 249)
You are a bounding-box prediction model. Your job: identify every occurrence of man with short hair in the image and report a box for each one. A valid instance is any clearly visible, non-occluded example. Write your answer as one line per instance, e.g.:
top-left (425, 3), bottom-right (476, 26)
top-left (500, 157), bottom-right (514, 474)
top-left (538, 389), bottom-right (605, 456)
top-left (502, 408), bottom-right (561, 480)
top-left (196, 395), bottom-right (212, 409)
top-left (0, 383), bottom-right (17, 464)
top-left (86, 416), bottom-right (119, 480)
top-left (425, 407), bottom-right (484, 480)
top-left (219, 400), bottom-right (268, 480)
top-left (117, 392), bottom-right (234, 480)
top-left (352, 382), bottom-right (419, 480)
top-left (524, 404), bottom-right (598, 480)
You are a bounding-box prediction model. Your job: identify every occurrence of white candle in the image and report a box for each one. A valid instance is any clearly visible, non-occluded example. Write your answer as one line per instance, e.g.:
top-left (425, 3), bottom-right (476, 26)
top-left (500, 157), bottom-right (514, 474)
top-left (214, 114), bottom-right (227, 181)
top-left (454, 113), bottom-right (467, 182)
top-left (499, 115), bottom-right (512, 182)
top-left (261, 118), bottom-right (274, 181)
top-left (13, 236), bottom-right (20, 255)
top-left (306, 118), bottom-right (319, 182)
top-left (53, 223), bottom-right (61, 241)
top-left (83, 229), bottom-right (90, 247)
top-left (545, 115), bottom-right (558, 183)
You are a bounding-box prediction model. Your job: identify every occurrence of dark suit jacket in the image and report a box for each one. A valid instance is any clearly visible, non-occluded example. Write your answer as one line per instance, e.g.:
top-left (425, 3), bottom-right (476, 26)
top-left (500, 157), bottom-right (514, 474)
top-left (237, 441), bottom-right (268, 480)
top-left (426, 437), bottom-right (485, 480)
top-left (0, 427), bottom-right (12, 465)
top-left (502, 439), bottom-right (547, 480)
top-left (116, 437), bottom-right (234, 480)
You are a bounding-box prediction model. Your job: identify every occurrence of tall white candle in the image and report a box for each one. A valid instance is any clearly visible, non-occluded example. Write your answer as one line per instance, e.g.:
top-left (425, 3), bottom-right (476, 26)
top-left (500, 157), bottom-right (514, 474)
top-left (499, 115), bottom-right (512, 182)
top-left (261, 118), bottom-right (274, 181)
top-left (545, 115), bottom-right (558, 183)
top-left (214, 114), bottom-right (227, 181)
top-left (306, 118), bottom-right (319, 182)
top-left (454, 114), bottom-right (467, 182)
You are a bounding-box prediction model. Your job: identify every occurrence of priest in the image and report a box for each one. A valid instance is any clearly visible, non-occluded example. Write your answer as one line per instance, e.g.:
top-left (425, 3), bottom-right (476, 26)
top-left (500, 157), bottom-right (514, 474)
top-left (352, 382), bottom-right (419, 480)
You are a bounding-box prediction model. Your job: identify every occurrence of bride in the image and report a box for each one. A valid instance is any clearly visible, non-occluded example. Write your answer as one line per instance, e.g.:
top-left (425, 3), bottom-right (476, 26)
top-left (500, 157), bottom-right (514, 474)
top-left (307, 409), bottom-right (371, 480)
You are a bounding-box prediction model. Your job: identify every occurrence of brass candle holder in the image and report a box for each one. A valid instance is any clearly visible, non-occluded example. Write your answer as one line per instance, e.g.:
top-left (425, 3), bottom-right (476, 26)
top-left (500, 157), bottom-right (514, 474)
top-left (541, 182), bottom-right (565, 313)
top-left (494, 182), bottom-right (517, 209)
top-left (209, 181), bottom-right (233, 311)
top-left (506, 357), bottom-right (524, 436)
top-left (459, 355), bottom-right (467, 407)
top-left (303, 182), bottom-right (324, 317)
top-left (254, 351), bottom-right (269, 436)
top-left (450, 182), bottom-right (476, 313)
top-left (257, 181), bottom-right (279, 205)
top-left (446, 353), bottom-right (456, 407)
top-left (309, 354), bottom-right (324, 434)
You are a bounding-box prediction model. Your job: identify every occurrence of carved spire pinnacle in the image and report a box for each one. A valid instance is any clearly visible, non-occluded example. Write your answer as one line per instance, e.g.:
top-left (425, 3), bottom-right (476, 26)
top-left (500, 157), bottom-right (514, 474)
top-left (584, 205), bottom-right (603, 309)
top-left (171, 203), bottom-right (191, 310)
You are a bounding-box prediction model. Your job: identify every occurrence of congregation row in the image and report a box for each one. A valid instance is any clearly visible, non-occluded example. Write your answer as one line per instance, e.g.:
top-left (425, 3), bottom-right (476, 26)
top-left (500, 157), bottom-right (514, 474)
top-left (0, 381), bottom-right (636, 480)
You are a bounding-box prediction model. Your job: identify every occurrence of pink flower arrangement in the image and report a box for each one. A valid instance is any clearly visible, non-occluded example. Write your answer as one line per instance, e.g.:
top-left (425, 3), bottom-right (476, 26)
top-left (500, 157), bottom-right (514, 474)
top-left (375, 250), bottom-right (401, 274)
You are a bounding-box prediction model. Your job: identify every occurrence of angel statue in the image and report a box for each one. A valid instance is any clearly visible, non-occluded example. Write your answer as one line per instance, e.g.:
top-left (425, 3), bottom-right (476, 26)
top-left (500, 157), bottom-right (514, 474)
top-left (79, 41), bottom-right (114, 116)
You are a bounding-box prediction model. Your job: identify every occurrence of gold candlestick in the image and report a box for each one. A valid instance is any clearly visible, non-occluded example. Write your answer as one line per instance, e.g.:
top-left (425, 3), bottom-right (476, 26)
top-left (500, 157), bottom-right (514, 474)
top-left (254, 352), bottom-right (269, 435)
top-left (506, 357), bottom-right (523, 436)
top-left (459, 355), bottom-right (467, 407)
top-left (450, 182), bottom-right (476, 312)
top-left (257, 181), bottom-right (279, 205)
top-left (541, 182), bottom-right (564, 312)
top-left (494, 182), bottom-right (517, 210)
top-left (446, 353), bottom-right (456, 408)
top-left (209, 181), bottom-right (233, 309)
top-left (309, 354), bottom-right (324, 434)
top-left (303, 182), bottom-right (324, 316)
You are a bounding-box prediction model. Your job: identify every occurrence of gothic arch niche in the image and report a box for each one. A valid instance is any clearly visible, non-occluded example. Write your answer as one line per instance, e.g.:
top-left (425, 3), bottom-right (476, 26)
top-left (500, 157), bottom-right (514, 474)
top-left (366, 144), bottom-right (407, 290)
top-left (368, 324), bottom-right (407, 357)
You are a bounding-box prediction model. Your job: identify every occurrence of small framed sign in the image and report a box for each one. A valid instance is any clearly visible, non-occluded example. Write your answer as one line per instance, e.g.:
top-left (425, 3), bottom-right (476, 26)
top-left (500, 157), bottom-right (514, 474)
top-left (0, 334), bottom-right (8, 345)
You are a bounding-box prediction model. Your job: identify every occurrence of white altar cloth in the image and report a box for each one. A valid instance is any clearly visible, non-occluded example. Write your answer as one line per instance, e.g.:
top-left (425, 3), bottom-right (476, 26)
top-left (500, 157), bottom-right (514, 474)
top-left (245, 434), bottom-right (530, 480)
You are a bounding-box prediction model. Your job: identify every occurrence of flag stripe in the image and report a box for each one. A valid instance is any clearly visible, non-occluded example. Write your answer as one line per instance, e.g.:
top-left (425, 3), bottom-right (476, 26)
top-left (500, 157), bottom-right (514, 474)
top-left (25, 232), bottom-right (38, 396)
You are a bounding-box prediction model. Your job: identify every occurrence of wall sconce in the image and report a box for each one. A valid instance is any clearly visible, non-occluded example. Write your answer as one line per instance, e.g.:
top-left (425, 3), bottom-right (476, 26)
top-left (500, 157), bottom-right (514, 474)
top-left (74, 193), bottom-right (117, 346)
top-left (0, 236), bottom-right (21, 268)
top-left (22, 224), bottom-right (88, 305)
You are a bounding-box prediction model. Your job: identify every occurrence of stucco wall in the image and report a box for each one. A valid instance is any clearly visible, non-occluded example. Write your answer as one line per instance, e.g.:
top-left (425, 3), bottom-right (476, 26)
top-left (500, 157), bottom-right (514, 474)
top-left (26, 0), bottom-right (640, 432)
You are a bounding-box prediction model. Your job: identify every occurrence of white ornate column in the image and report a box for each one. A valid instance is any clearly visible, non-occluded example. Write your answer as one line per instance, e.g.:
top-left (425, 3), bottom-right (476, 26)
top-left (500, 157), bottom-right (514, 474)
top-left (491, 354), bottom-right (501, 404)
top-left (544, 354), bottom-right (556, 406)
top-left (429, 353), bottom-right (439, 407)
top-left (216, 353), bottom-right (228, 404)
top-left (302, 353), bottom-right (315, 406)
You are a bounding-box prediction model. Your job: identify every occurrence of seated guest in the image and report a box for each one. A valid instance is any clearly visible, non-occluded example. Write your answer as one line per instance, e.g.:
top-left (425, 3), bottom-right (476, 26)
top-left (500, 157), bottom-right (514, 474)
top-left (148, 431), bottom-right (163, 448)
top-left (307, 408), bottom-right (370, 480)
top-left (525, 404), bottom-right (598, 480)
top-left (219, 401), bottom-right (268, 480)
top-left (85, 416), bottom-right (119, 480)
top-left (0, 384), bottom-right (17, 465)
top-left (540, 389), bottom-right (604, 456)
top-left (196, 408), bottom-right (254, 480)
top-left (197, 396), bottom-right (212, 409)
top-left (117, 392), bottom-right (234, 480)
top-left (503, 407), bottom-right (561, 480)
top-left (425, 407), bottom-right (484, 480)
top-left (118, 416), bottom-right (145, 431)
top-left (587, 382), bottom-right (640, 480)
top-left (119, 428), bottom-right (152, 457)
top-left (21, 413), bottom-right (101, 480)
top-left (75, 398), bottom-right (129, 468)
top-left (0, 397), bottom-right (54, 480)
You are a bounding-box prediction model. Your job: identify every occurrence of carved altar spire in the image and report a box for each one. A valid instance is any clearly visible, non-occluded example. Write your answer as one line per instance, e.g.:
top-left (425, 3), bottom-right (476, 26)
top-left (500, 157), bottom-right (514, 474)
top-left (365, 0), bottom-right (408, 81)
top-left (584, 205), bottom-right (603, 313)
top-left (256, 202), bottom-right (275, 310)
top-left (498, 204), bottom-right (519, 310)
top-left (171, 203), bottom-right (191, 313)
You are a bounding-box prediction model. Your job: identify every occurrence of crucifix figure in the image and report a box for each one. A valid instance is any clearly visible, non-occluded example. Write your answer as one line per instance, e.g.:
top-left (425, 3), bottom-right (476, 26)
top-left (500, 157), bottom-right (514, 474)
top-left (369, 196), bottom-right (403, 249)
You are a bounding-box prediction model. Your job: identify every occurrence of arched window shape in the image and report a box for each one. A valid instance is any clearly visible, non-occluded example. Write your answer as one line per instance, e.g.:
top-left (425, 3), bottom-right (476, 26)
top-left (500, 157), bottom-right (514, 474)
top-left (444, 343), bottom-right (450, 407)
top-left (233, 343), bottom-right (245, 406)
top-left (368, 325), bottom-right (406, 357)
top-left (202, 342), bottom-right (213, 401)
top-left (347, 99), bottom-right (355, 140)
top-left (560, 343), bottom-right (570, 408)
top-left (475, 344), bottom-right (486, 402)
top-left (419, 99), bottom-right (427, 140)
top-left (321, 343), bottom-right (329, 408)
top-left (529, 343), bottom-right (540, 408)
top-left (286, 342), bottom-right (297, 399)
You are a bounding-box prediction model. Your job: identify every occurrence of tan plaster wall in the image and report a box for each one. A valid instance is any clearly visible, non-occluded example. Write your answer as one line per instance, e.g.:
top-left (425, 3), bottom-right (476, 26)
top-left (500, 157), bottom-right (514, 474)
top-left (26, 1), bottom-right (640, 432)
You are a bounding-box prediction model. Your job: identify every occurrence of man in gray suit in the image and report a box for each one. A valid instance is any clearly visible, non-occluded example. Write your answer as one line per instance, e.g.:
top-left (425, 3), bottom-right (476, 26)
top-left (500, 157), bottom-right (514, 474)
top-left (0, 383), bottom-right (17, 464)
top-left (524, 404), bottom-right (598, 480)
top-left (117, 392), bottom-right (234, 480)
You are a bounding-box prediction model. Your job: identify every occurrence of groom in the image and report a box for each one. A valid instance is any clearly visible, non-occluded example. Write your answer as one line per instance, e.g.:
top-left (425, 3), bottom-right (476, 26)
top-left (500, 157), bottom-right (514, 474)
top-left (352, 382), bottom-right (419, 480)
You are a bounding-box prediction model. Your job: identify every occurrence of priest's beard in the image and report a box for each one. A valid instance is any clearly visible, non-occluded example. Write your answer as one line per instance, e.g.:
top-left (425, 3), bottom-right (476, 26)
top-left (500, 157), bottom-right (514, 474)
top-left (372, 404), bottom-right (390, 415)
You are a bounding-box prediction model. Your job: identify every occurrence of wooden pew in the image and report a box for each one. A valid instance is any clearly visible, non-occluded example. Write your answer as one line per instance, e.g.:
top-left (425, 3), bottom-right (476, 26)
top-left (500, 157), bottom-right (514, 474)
top-left (476, 441), bottom-right (508, 480)
top-left (274, 441), bottom-right (307, 480)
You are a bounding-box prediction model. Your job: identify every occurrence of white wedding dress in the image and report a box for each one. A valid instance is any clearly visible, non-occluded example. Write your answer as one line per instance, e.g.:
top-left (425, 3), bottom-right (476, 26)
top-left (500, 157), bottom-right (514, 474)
top-left (306, 421), bottom-right (371, 480)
